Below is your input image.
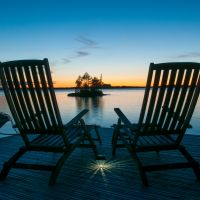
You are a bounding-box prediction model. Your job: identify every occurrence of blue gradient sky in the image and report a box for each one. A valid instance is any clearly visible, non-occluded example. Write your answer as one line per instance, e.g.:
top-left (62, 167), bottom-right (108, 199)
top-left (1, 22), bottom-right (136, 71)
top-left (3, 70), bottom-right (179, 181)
top-left (1, 0), bottom-right (200, 86)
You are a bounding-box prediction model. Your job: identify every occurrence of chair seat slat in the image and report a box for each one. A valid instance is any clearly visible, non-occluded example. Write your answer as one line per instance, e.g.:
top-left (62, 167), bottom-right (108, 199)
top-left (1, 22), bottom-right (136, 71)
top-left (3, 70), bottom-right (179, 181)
top-left (64, 126), bottom-right (83, 142)
top-left (31, 135), bottom-right (64, 147)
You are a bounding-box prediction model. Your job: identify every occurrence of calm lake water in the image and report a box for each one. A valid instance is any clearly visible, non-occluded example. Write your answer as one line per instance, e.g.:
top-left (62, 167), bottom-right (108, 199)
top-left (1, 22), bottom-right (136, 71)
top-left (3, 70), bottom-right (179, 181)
top-left (0, 89), bottom-right (200, 136)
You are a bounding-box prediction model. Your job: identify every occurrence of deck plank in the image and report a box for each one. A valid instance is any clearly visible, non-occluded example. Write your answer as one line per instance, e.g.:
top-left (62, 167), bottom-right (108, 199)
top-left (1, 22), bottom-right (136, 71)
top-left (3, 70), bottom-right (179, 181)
top-left (0, 128), bottom-right (200, 199)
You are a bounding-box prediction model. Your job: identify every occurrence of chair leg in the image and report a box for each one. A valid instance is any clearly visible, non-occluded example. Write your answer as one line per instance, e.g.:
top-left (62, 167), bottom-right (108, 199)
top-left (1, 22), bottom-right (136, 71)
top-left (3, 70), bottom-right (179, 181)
top-left (112, 127), bottom-right (119, 156)
top-left (179, 146), bottom-right (200, 180)
top-left (49, 151), bottom-right (72, 185)
top-left (0, 147), bottom-right (27, 180)
top-left (80, 119), bottom-right (98, 157)
top-left (94, 125), bottom-right (102, 144)
top-left (132, 153), bottom-right (149, 186)
top-left (86, 132), bottom-right (98, 156)
top-left (85, 125), bottom-right (102, 144)
top-left (117, 132), bottom-right (149, 186)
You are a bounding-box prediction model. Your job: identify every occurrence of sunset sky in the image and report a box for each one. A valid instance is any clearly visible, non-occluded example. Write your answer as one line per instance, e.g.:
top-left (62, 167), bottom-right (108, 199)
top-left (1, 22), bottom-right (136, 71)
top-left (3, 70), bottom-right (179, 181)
top-left (1, 0), bottom-right (200, 87)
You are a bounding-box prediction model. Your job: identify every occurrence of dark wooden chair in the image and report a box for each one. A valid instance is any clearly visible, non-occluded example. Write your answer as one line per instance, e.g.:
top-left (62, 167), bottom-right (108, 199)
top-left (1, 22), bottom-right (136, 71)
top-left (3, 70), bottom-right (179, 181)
top-left (0, 58), bottom-right (102, 185)
top-left (112, 62), bottom-right (200, 186)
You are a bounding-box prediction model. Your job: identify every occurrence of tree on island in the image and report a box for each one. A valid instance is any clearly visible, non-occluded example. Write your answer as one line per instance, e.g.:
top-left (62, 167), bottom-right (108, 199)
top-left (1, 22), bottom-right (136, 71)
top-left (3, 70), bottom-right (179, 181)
top-left (68, 72), bottom-right (105, 97)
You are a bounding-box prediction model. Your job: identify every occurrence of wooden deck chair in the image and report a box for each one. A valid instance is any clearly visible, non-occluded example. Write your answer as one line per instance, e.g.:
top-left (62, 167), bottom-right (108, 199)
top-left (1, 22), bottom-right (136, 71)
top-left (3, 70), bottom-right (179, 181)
top-left (112, 62), bottom-right (200, 186)
top-left (0, 58), bottom-right (102, 185)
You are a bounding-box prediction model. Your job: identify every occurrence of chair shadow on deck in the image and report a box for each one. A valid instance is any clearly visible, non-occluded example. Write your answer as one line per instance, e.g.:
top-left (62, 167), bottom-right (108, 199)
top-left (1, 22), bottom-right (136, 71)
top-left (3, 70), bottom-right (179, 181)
top-left (0, 58), bottom-right (103, 185)
top-left (112, 62), bottom-right (200, 186)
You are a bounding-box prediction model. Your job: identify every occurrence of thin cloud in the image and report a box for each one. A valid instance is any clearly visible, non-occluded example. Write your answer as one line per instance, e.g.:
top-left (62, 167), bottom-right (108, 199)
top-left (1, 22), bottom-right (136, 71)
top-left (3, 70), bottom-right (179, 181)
top-left (75, 51), bottom-right (89, 57)
top-left (62, 35), bottom-right (98, 64)
top-left (70, 51), bottom-right (90, 59)
top-left (62, 58), bottom-right (71, 63)
top-left (175, 52), bottom-right (200, 58)
top-left (75, 36), bottom-right (98, 48)
top-left (62, 51), bottom-right (89, 64)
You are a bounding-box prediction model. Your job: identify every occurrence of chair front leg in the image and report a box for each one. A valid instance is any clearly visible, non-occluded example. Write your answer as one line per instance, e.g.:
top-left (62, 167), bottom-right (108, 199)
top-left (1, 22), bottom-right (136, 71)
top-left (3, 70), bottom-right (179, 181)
top-left (0, 147), bottom-right (27, 180)
top-left (112, 126), bottom-right (120, 156)
top-left (94, 125), bottom-right (102, 144)
top-left (80, 119), bottom-right (98, 157)
top-left (179, 146), bottom-right (200, 180)
top-left (49, 149), bottom-right (73, 185)
top-left (132, 152), bottom-right (149, 186)
top-left (112, 119), bottom-right (122, 156)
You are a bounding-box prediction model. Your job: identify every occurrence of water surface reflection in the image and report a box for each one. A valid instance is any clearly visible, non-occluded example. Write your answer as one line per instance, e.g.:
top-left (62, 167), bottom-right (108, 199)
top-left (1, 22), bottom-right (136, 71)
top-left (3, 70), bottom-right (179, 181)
top-left (0, 89), bottom-right (200, 135)
top-left (75, 97), bottom-right (104, 125)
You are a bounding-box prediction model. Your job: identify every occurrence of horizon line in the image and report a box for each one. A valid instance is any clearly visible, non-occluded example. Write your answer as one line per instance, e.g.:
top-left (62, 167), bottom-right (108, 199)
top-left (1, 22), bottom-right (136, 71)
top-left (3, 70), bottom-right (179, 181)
top-left (0, 86), bottom-right (146, 90)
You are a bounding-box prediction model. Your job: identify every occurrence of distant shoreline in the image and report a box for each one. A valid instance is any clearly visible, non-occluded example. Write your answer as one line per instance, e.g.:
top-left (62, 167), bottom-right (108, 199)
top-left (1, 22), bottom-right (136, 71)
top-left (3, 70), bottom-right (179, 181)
top-left (62, 86), bottom-right (145, 90)
top-left (0, 86), bottom-right (146, 90)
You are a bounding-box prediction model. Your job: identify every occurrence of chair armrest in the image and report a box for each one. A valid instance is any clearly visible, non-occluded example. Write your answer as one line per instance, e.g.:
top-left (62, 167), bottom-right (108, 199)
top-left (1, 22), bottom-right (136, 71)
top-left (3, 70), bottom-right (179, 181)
top-left (64, 109), bottom-right (89, 127)
top-left (114, 108), bottom-right (137, 132)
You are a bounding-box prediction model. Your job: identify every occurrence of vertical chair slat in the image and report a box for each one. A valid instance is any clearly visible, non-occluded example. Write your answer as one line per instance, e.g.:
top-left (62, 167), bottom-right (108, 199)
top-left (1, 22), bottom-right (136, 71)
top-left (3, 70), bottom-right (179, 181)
top-left (0, 67), bottom-right (23, 131)
top-left (138, 63), bottom-right (154, 127)
top-left (151, 69), bottom-right (169, 127)
top-left (170, 68), bottom-right (192, 130)
top-left (4, 67), bottom-right (28, 130)
top-left (144, 68), bottom-right (161, 131)
top-left (177, 70), bottom-right (200, 143)
top-left (163, 68), bottom-right (185, 130)
top-left (0, 66), bottom-right (29, 144)
top-left (37, 65), bottom-right (58, 129)
top-left (44, 60), bottom-right (66, 145)
top-left (44, 59), bottom-right (63, 128)
top-left (17, 67), bottom-right (39, 130)
top-left (182, 71), bottom-right (200, 129)
top-left (24, 65), bottom-right (46, 130)
top-left (31, 65), bottom-right (51, 129)
top-left (11, 66), bottom-right (34, 130)
top-left (177, 69), bottom-right (199, 130)
top-left (157, 68), bottom-right (177, 129)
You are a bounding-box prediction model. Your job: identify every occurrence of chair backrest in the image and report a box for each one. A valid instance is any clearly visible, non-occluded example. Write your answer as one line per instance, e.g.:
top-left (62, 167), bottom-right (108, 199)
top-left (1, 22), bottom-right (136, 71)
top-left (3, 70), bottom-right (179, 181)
top-left (0, 59), bottom-right (63, 139)
top-left (137, 62), bottom-right (200, 142)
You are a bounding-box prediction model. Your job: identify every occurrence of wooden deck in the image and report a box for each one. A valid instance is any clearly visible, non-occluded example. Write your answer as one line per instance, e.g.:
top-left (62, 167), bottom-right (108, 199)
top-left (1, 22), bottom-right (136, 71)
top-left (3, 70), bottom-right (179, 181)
top-left (0, 128), bottom-right (200, 200)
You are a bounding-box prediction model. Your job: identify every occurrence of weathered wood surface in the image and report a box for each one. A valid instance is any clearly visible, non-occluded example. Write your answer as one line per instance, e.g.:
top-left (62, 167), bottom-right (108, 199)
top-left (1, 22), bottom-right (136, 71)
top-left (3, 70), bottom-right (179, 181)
top-left (0, 128), bottom-right (200, 200)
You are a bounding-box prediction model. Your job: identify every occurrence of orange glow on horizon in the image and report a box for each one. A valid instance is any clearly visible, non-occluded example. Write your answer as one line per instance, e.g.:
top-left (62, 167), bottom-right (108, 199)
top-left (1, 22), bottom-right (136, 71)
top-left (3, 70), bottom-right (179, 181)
top-left (52, 68), bottom-right (147, 88)
top-left (53, 78), bottom-right (146, 88)
top-left (108, 79), bottom-right (146, 87)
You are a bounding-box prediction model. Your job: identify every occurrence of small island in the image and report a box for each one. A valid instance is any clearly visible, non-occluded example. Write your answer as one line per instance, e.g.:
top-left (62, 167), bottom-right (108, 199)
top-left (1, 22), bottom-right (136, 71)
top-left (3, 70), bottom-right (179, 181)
top-left (68, 72), bottom-right (109, 97)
